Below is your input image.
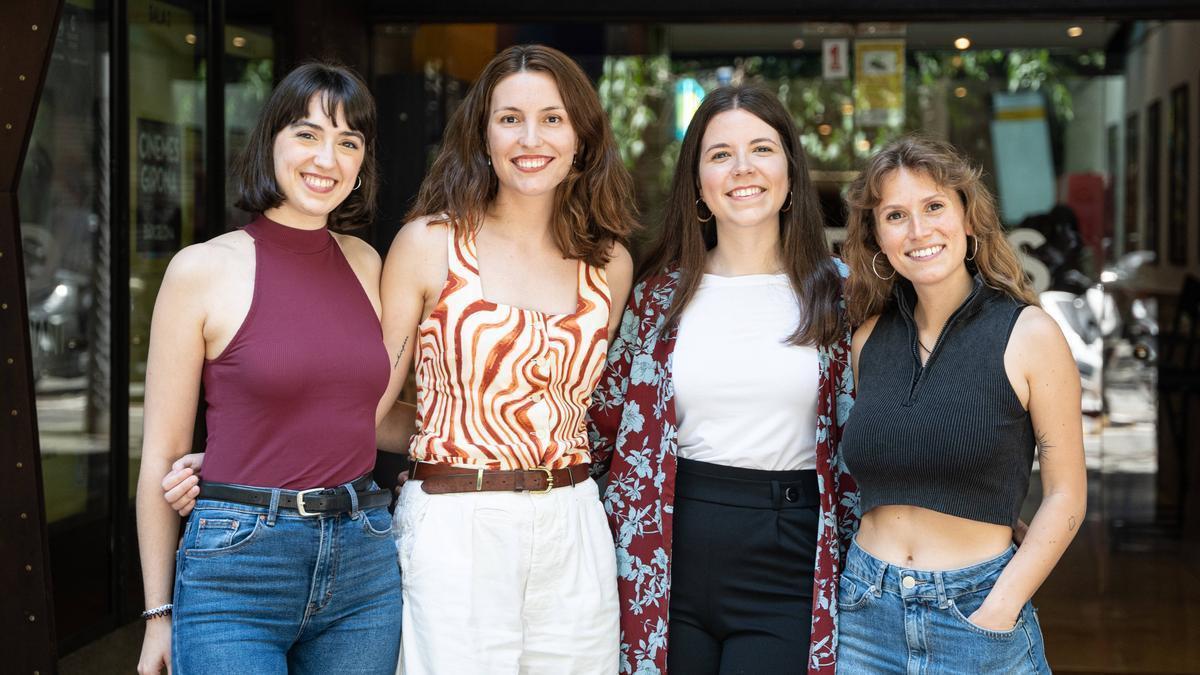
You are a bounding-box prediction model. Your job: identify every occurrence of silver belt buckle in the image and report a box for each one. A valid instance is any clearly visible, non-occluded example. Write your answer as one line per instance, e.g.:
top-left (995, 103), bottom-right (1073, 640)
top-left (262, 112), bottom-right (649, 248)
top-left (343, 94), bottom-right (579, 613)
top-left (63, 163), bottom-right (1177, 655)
top-left (295, 488), bottom-right (323, 516)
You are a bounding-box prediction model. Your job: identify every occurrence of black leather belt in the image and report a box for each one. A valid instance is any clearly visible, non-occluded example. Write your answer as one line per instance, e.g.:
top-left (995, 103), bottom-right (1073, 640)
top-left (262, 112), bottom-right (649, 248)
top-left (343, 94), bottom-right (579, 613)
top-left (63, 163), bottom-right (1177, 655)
top-left (197, 474), bottom-right (391, 516)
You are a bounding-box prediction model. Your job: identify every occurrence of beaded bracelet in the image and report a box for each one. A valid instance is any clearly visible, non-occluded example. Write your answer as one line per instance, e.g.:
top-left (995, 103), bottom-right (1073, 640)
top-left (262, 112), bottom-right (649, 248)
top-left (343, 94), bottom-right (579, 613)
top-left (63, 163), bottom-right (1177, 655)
top-left (141, 603), bottom-right (173, 620)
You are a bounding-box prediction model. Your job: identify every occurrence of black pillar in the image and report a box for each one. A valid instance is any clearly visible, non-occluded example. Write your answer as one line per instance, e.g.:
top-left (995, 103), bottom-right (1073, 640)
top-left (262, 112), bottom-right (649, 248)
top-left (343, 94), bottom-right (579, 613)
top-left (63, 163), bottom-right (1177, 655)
top-left (0, 2), bottom-right (66, 673)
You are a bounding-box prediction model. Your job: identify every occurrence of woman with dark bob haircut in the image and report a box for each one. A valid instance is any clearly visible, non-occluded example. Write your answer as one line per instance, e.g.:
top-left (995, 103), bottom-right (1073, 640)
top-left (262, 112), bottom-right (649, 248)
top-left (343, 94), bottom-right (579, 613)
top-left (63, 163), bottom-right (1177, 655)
top-left (837, 136), bottom-right (1085, 673)
top-left (379, 44), bottom-right (637, 673)
top-left (136, 61), bottom-right (405, 675)
top-left (588, 84), bottom-right (859, 674)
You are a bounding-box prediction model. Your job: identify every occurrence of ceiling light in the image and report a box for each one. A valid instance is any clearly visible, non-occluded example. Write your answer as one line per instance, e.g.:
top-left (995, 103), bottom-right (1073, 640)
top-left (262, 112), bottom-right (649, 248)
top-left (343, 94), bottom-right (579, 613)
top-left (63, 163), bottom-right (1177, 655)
top-left (792, 38), bottom-right (806, 49)
top-left (232, 35), bottom-right (247, 48)
top-left (818, 124), bottom-right (833, 136)
top-left (954, 36), bottom-right (971, 50)
top-left (954, 86), bottom-right (968, 98)
top-left (184, 33), bottom-right (196, 45)
top-left (1067, 26), bottom-right (1084, 38)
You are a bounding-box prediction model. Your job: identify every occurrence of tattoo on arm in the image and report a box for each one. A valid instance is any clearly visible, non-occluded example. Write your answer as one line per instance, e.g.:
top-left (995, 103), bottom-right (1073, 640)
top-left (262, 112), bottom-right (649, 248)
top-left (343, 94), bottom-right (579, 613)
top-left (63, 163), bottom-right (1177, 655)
top-left (1068, 516), bottom-right (1077, 532)
top-left (1035, 430), bottom-right (1055, 461)
top-left (393, 336), bottom-right (409, 370)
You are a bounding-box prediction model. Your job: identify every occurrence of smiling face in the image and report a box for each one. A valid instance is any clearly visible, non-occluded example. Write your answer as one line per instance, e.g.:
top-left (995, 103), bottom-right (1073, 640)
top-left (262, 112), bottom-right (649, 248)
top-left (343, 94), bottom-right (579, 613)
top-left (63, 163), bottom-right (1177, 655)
top-left (268, 93), bottom-right (365, 229)
top-left (486, 70), bottom-right (577, 200)
top-left (873, 167), bottom-right (974, 288)
top-left (697, 108), bottom-right (790, 232)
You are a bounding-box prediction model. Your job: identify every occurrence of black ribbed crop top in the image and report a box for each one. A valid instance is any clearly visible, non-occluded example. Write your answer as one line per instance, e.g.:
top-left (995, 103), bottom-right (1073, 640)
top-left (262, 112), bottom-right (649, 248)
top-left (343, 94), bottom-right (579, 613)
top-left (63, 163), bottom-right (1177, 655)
top-left (841, 276), bottom-right (1034, 527)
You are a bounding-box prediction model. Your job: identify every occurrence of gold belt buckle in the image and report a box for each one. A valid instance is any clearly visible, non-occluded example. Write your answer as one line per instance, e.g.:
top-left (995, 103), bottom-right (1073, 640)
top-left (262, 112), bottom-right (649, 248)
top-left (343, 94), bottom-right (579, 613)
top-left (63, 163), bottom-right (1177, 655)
top-left (531, 466), bottom-right (554, 495)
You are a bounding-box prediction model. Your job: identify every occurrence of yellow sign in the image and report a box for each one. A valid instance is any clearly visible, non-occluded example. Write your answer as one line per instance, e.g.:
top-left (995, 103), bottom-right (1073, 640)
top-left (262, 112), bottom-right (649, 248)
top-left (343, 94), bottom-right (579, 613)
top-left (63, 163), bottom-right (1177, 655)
top-left (854, 40), bottom-right (905, 127)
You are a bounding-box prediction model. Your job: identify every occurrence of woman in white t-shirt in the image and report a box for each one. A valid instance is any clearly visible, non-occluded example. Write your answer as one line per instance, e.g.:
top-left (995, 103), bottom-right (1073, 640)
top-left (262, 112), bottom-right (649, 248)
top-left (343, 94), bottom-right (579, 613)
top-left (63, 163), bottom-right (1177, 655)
top-left (588, 85), bottom-right (859, 674)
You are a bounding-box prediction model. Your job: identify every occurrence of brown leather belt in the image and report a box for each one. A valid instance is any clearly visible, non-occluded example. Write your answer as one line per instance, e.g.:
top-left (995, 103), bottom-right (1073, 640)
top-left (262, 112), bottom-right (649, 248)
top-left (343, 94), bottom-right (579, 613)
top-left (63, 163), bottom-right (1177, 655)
top-left (411, 461), bottom-right (591, 495)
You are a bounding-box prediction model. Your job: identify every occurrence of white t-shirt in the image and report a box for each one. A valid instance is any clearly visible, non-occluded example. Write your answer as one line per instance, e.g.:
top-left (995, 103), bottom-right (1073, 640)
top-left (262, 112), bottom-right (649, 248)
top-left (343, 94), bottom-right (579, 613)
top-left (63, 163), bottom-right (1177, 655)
top-left (673, 273), bottom-right (820, 471)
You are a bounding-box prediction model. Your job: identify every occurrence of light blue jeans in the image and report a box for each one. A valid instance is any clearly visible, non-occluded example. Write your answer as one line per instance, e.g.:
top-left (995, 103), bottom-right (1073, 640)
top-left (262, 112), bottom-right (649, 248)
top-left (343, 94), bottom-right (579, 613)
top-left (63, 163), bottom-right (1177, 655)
top-left (836, 539), bottom-right (1050, 674)
top-left (171, 488), bottom-right (402, 674)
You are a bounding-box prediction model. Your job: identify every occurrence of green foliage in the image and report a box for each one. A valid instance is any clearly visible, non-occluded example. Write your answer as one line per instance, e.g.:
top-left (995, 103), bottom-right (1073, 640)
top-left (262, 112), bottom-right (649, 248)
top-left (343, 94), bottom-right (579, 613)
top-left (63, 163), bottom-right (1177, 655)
top-left (598, 56), bottom-right (672, 167)
top-left (916, 49), bottom-right (1105, 122)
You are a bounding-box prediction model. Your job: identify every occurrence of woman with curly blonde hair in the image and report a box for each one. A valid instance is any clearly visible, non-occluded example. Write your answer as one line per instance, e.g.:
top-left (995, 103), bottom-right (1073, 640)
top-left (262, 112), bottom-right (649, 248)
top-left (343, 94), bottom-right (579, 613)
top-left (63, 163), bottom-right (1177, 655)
top-left (837, 135), bottom-right (1085, 673)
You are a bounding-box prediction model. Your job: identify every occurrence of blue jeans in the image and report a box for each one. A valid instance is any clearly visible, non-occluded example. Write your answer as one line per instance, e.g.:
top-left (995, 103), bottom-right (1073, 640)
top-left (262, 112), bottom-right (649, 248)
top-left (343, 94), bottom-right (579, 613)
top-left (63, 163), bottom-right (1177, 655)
top-left (836, 539), bottom-right (1049, 674)
top-left (171, 487), bottom-right (402, 674)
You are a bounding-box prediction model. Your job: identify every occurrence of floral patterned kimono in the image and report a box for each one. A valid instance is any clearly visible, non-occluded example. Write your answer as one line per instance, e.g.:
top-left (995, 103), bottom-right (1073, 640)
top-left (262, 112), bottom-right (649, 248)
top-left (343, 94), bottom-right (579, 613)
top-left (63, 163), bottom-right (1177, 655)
top-left (588, 262), bottom-right (860, 675)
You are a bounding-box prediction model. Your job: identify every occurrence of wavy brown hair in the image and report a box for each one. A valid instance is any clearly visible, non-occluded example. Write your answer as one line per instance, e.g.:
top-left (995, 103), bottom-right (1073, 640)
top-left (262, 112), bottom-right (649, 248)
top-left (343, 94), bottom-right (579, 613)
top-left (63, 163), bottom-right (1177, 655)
top-left (638, 85), bottom-right (845, 347)
top-left (843, 135), bottom-right (1037, 325)
top-left (405, 44), bottom-right (637, 266)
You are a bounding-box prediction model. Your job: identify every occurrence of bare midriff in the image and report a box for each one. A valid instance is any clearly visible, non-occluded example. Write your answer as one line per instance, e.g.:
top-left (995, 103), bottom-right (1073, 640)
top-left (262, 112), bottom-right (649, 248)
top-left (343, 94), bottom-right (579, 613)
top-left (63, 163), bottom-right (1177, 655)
top-left (855, 505), bottom-right (1014, 570)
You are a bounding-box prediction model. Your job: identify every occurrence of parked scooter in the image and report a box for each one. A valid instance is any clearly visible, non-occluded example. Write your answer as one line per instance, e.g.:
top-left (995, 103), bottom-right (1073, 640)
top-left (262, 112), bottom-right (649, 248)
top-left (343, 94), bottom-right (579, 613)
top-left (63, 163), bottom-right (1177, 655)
top-left (1019, 206), bottom-right (1106, 415)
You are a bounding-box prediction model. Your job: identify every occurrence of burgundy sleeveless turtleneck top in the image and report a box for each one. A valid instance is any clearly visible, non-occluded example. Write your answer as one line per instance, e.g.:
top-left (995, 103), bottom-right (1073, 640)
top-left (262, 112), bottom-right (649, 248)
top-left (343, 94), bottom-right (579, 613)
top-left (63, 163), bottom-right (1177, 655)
top-left (199, 214), bottom-right (389, 490)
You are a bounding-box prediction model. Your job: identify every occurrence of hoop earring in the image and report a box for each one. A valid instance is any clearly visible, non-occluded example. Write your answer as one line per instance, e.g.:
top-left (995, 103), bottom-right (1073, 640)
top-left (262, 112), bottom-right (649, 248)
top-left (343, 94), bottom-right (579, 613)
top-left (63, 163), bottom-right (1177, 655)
top-left (780, 190), bottom-right (793, 213)
top-left (696, 198), bottom-right (714, 223)
top-left (353, 176), bottom-right (362, 191)
top-left (871, 251), bottom-right (895, 280)
top-left (965, 234), bottom-right (978, 261)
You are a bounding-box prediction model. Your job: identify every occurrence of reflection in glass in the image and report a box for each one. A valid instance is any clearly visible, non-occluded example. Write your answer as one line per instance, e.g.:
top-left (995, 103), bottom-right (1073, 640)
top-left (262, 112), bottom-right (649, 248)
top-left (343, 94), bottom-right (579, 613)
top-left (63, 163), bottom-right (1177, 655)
top-left (127, 0), bottom-right (208, 494)
top-left (21, 0), bottom-right (111, 529)
top-left (19, 0), bottom-right (112, 640)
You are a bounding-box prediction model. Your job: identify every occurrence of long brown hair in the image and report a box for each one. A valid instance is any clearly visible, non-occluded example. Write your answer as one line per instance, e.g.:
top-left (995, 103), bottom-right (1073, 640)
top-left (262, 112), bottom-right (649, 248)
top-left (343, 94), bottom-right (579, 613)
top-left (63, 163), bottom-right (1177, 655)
top-left (406, 44), bottom-right (637, 266)
top-left (843, 135), bottom-right (1037, 325)
top-left (638, 85), bottom-right (845, 347)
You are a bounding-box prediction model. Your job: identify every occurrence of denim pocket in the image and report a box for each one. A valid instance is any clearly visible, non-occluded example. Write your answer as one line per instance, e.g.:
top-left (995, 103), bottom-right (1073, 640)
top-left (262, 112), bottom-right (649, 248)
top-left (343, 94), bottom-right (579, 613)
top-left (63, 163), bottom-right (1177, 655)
top-left (361, 505), bottom-right (393, 537)
top-left (837, 574), bottom-right (877, 611)
top-left (184, 510), bottom-right (266, 558)
top-left (946, 589), bottom-right (1024, 639)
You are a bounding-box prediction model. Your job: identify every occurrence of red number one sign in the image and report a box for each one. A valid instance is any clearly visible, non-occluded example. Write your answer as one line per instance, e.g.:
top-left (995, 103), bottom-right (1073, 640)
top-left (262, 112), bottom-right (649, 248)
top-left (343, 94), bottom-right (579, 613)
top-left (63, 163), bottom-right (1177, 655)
top-left (824, 39), bottom-right (849, 79)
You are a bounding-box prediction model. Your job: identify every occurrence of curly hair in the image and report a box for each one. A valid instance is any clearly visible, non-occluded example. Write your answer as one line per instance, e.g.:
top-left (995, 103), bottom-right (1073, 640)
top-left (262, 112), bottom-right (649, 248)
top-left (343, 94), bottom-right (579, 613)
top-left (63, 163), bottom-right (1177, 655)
top-left (843, 135), bottom-right (1037, 325)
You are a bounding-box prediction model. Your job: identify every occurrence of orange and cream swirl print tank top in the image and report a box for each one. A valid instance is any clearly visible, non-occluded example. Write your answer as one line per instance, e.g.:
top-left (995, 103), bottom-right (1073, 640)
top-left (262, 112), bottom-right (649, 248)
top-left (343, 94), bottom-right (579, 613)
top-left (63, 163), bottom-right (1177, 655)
top-left (410, 227), bottom-right (612, 471)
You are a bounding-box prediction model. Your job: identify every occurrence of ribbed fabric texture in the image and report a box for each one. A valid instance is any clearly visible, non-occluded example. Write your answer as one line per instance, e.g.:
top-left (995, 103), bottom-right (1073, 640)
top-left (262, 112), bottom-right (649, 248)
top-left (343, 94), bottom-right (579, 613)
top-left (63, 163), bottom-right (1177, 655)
top-left (200, 214), bottom-right (389, 490)
top-left (841, 276), bottom-right (1034, 527)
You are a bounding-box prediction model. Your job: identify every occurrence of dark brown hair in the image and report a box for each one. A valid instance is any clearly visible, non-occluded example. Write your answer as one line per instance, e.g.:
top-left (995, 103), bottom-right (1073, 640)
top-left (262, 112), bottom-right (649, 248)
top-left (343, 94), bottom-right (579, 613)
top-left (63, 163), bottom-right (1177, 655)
top-left (232, 61), bottom-right (378, 230)
top-left (638, 85), bottom-right (846, 347)
top-left (405, 44), bottom-right (637, 266)
top-left (843, 135), bottom-right (1037, 325)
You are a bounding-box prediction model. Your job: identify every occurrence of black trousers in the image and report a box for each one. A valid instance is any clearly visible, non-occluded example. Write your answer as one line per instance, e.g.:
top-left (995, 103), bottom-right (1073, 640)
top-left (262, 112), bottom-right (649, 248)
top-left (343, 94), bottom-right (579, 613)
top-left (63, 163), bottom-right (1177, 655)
top-left (667, 457), bottom-right (820, 675)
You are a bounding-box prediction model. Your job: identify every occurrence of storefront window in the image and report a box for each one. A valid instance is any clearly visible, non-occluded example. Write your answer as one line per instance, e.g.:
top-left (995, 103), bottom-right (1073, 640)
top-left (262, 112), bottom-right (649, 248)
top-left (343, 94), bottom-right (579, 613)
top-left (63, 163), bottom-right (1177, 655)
top-left (223, 21), bottom-right (274, 228)
top-left (126, 0), bottom-right (208, 494)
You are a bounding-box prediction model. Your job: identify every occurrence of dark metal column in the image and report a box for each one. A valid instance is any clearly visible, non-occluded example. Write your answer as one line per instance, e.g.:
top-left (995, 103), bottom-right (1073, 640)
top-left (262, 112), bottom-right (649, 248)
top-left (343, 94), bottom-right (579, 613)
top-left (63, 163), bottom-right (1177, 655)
top-left (0, 2), bottom-right (66, 673)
